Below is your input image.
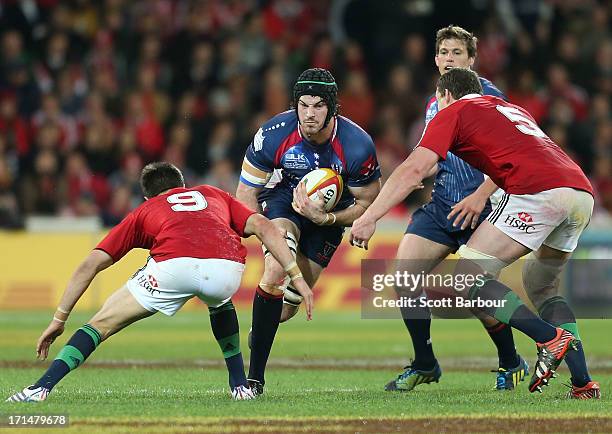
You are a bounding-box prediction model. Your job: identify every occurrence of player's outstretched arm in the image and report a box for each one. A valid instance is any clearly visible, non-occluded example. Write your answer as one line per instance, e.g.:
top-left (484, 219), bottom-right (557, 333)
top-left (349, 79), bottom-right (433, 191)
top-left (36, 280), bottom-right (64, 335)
top-left (36, 250), bottom-right (113, 359)
top-left (447, 177), bottom-right (500, 230)
top-left (236, 181), bottom-right (263, 213)
top-left (350, 147), bottom-right (439, 249)
top-left (243, 213), bottom-right (314, 320)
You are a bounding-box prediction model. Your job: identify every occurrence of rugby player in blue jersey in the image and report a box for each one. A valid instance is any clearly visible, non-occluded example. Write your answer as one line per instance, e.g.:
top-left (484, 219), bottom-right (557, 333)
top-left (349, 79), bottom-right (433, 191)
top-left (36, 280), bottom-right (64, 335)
top-left (383, 26), bottom-right (528, 392)
top-left (236, 68), bottom-right (381, 395)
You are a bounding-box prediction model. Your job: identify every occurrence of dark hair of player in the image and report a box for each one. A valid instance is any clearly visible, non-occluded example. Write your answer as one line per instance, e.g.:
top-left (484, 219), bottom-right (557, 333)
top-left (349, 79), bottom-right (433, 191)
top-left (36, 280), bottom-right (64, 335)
top-left (437, 67), bottom-right (484, 100)
top-left (292, 68), bottom-right (339, 128)
top-left (140, 162), bottom-right (185, 198)
top-left (435, 25), bottom-right (478, 58)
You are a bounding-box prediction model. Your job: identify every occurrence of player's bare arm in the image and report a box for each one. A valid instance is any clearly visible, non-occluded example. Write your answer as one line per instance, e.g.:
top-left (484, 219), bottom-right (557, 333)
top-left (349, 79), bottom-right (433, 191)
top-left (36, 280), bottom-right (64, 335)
top-left (236, 181), bottom-right (264, 212)
top-left (425, 163), bottom-right (439, 178)
top-left (332, 179), bottom-right (381, 226)
top-left (37, 249), bottom-right (113, 360)
top-left (350, 148), bottom-right (439, 249)
top-left (447, 177), bottom-right (499, 230)
top-left (243, 213), bottom-right (314, 320)
top-left (292, 179), bottom-right (381, 226)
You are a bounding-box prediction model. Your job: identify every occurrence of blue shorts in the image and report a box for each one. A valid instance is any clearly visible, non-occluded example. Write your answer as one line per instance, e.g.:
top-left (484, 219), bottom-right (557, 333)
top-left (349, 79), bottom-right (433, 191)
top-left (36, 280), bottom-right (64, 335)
top-left (405, 199), bottom-right (492, 252)
top-left (258, 187), bottom-right (344, 267)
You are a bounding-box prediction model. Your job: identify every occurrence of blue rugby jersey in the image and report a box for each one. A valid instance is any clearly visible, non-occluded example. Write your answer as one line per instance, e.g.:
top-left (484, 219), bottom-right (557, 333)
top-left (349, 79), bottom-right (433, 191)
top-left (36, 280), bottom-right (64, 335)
top-left (424, 77), bottom-right (506, 205)
top-left (239, 110), bottom-right (380, 211)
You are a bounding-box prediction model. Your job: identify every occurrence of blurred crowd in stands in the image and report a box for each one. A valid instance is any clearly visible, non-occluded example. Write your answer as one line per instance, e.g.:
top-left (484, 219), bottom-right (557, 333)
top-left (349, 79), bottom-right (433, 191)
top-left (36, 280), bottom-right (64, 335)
top-left (0, 0), bottom-right (610, 228)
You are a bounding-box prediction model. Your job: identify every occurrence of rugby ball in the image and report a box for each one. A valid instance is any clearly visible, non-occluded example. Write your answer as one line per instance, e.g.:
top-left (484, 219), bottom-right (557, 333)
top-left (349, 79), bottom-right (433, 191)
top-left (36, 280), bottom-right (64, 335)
top-left (300, 168), bottom-right (343, 211)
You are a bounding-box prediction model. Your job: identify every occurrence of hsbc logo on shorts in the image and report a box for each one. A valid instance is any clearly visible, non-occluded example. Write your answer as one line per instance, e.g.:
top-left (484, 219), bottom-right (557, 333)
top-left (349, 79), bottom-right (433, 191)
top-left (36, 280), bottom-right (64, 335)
top-left (517, 212), bottom-right (533, 223)
top-left (138, 273), bottom-right (160, 295)
top-left (504, 212), bottom-right (536, 234)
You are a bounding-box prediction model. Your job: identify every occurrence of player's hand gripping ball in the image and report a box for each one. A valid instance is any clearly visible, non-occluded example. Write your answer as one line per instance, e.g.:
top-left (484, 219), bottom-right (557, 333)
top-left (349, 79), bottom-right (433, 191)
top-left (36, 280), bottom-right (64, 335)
top-left (299, 168), bottom-right (343, 211)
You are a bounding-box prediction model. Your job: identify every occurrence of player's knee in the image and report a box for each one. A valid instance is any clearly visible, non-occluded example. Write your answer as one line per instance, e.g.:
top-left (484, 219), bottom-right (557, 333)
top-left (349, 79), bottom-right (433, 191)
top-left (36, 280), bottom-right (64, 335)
top-left (391, 263), bottom-right (428, 298)
top-left (262, 231), bottom-right (298, 261)
top-left (258, 282), bottom-right (286, 296)
top-left (260, 231), bottom-right (302, 297)
top-left (457, 245), bottom-right (507, 279)
top-left (522, 253), bottom-right (563, 308)
top-left (260, 263), bottom-right (288, 296)
top-left (261, 251), bottom-right (295, 294)
top-left (87, 317), bottom-right (115, 341)
top-left (258, 271), bottom-right (287, 296)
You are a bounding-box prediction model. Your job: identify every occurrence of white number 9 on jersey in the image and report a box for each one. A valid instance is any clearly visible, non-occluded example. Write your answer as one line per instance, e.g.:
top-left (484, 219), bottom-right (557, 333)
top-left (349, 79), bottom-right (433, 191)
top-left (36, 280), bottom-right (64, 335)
top-left (167, 191), bottom-right (208, 212)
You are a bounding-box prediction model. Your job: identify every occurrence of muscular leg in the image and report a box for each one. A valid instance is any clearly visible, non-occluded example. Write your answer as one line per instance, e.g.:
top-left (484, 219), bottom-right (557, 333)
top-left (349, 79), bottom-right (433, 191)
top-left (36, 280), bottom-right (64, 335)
top-left (208, 300), bottom-right (248, 389)
top-left (88, 286), bottom-right (156, 340)
top-left (395, 234), bottom-right (453, 370)
top-left (458, 221), bottom-right (558, 343)
top-left (524, 245), bottom-right (592, 387)
top-left (395, 234), bottom-right (519, 370)
top-left (34, 286), bottom-right (154, 390)
top-left (248, 218), bottom-right (299, 385)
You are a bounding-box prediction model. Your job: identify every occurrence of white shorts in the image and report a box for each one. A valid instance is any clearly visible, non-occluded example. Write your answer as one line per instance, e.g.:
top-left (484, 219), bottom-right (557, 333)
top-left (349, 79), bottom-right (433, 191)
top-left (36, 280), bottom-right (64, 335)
top-left (489, 187), bottom-right (504, 210)
top-left (127, 257), bottom-right (245, 316)
top-left (486, 188), bottom-right (593, 252)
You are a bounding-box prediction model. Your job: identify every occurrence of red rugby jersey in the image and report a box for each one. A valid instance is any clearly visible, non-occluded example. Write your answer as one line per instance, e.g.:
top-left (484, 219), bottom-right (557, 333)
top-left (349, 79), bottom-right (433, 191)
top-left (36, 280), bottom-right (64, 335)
top-left (417, 94), bottom-right (593, 196)
top-left (96, 185), bottom-right (256, 263)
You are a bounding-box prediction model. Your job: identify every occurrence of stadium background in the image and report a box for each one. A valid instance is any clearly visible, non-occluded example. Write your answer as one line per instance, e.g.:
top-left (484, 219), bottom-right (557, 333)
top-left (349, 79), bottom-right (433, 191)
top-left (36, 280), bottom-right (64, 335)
top-left (0, 2), bottom-right (611, 432)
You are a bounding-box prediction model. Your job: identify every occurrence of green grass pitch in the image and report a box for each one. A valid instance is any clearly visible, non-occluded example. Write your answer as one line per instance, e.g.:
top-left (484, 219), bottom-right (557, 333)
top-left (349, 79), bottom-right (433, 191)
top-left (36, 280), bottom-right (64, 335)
top-left (0, 310), bottom-right (610, 433)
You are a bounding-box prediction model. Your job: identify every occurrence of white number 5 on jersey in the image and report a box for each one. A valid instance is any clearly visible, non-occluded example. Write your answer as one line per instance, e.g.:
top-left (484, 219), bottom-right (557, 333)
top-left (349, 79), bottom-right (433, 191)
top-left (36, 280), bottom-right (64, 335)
top-left (496, 105), bottom-right (547, 138)
top-left (167, 191), bottom-right (208, 211)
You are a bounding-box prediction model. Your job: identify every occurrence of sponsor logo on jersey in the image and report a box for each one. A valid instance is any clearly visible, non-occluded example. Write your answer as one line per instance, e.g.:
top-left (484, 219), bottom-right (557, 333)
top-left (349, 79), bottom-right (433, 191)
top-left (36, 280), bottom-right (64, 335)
top-left (504, 212), bottom-right (536, 233)
top-left (282, 152), bottom-right (311, 170)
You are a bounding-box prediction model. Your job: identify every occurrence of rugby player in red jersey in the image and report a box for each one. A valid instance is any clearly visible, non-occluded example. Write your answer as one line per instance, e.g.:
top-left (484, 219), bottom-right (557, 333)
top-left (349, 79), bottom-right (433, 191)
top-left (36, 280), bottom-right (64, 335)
top-left (6, 162), bottom-right (313, 403)
top-left (351, 68), bottom-right (600, 398)
top-left (384, 25), bottom-right (525, 394)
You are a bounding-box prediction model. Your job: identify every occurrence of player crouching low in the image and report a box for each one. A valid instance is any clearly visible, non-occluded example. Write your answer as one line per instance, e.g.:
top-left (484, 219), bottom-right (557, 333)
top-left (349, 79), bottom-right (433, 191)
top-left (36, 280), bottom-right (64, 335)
top-left (6, 162), bottom-right (312, 403)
